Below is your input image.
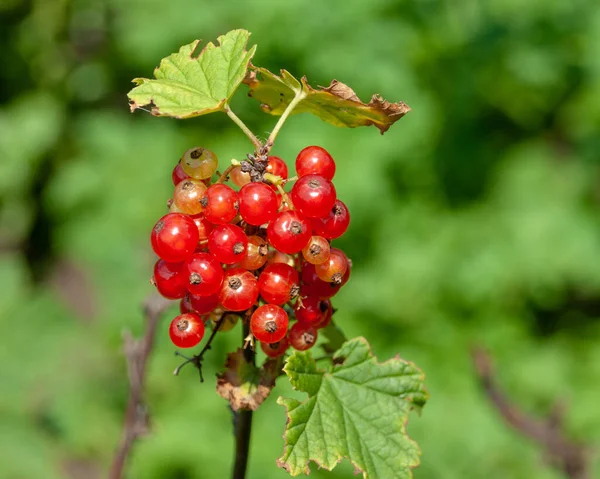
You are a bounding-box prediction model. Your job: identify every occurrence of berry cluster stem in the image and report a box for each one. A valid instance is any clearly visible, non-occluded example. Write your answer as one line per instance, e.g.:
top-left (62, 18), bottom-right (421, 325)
top-left (232, 320), bottom-right (255, 479)
top-left (224, 105), bottom-right (262, 152)
top-left (266, 89), bottom-right (307, 150)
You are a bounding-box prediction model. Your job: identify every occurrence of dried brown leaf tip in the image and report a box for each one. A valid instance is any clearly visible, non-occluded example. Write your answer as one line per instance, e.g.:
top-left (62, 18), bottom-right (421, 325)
top-left (216, 349), bottom-right (277, 411)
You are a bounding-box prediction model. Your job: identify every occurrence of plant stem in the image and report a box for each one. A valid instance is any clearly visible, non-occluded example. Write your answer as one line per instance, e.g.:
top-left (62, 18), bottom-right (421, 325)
top-left (217, 164), bottom-right (237, 184)
top-left (225, 106), bottom-right (262, 152)
top-left (266, 90), bottom-right (307, 150)
top-left (232, 321), bottom-right (255, 479)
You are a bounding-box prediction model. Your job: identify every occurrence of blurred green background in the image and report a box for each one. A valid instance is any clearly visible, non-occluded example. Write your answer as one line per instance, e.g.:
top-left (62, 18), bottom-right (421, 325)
top-left (2, 0), bottom-right (600, 478)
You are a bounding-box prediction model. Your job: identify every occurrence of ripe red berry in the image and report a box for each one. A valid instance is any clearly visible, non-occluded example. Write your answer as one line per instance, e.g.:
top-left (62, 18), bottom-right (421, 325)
top-left (152, 260), bottom-right (187, 299)
top-left (295, 296), bottom-right (328, 325)
top-left (250, 304), bottom-right (289, 344)
top-left (295, 146), bottom-right (336, 181)
top-left (258, 263), bottom-right (300, 305)
top-left (301, 236), bottom-right (331, 264)
top-left (290, 174), bottom-right (336, 218)
top-left (315, 248), bottom-right (348, 284)
top-left (267, 210), bottom-right (311, 254)
top-left (238, 182), bottom-right (278, 225)
top-left (288, 322), bottom-right (318, 351)
top-left (260, 336), bottom-right (289, 357)
top-left (151, 213), bottom-right (199, 262)
top-left (190, 214), bottom-right (213, 243)
top-left (180, 293), bottom-right (194, 314)
top-left (173, 179), bottom-right (208, 215)
top-left (315, 299), bottom-right (333, 328)
top-left (266, 156), bottom-right (289, 179)
top-left (184, 252), bottom-right (224, 296)
top-left (172, 163), bottom-right (190, 186)
top-left (311, 199), bottom-right (350, 239)
top-left (219, 268), bottom-right (259, 311)
top-left (189, 292), bottom-right (220, 314)
top-left (201, 184), bottom-right (239, 224)
top-left (169, 313), bottom-right (205, 348)
top-left (238, 236), bottom-right (269, 270)
top-left (300, 262), bottom-right (350, 299)
top-left (208, 224), bottom-right (248, 264)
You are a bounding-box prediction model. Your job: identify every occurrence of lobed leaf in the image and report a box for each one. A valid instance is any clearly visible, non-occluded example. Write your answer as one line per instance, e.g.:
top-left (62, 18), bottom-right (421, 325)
top-left (244, 68), bottom-right (411, 134)
top-left (277, 337), bottom-right (427, 478)
top-left (128, 29), bottom-right (256, 118)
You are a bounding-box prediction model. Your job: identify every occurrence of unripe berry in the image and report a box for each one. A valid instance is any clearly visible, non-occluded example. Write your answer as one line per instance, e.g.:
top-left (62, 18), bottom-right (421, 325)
top-left (180, 146), bottom-right (218, 180)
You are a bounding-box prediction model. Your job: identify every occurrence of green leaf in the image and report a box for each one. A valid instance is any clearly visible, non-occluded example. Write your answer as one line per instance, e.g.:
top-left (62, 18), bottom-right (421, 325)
top-left (244, 68), bottom-right (411, 134)
top-left (127, 29), bottom-right (256, 118)
top-left (277, 337), bottom-right (427, 478)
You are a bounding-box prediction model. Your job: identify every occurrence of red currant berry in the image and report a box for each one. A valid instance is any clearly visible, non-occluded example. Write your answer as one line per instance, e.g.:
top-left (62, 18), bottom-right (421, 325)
top-left (191, 214), bottom-right (213, 243)
top-left (311, 199), bottom-right (350, 239)
top-left (172, 163), bottom-right (190, 186)
top-left (189, 292), bottom-right (220, 314)
top-left (288, 322), bottom-right (318, 351)
top-left (295, 296), bottom-right (329, 325)
top-left (238, 236), bottom-right (269, 270)
top-left (250, 304), bottom-right (289, 344)
top-left (173, 179), bottom-right (208, 215)
top-left (295, 146), bottom-right (336, 181)
top-left (238, 183), bottom-right (278, 225)
top-left (290, 175), bottom-right (336, 218)
top-left (180, 293), bottom-right (194, 314)
top-left (267, 210), bottom-right (311, 254)
top-left (184, 252), bottom-right (224, 296)
top-left (260, 336), bottom-right (289, 357)
top-left (180, 147), bottom-right (218, 180)
top-left (301, 236), bottom-right (331, 264)
top-left (151, 213), bottom-right (199, 262)
top-left (208, 224), bottom-right (248, 264)
top-left (169, 313), bottom-right (205, 348)
top-left (266, 156), bottom-right (289, 179)
top-left (315, 248), bottom-right (348, 284)
top-left (201, 184), bottom-right (239, 224)
top-left (315, 299), bottom-right (333, 328)
top-left (152, 260), bottom-right (187, 299)
top-left (267, 249), bottom-right (296, 267)
top-left (219, 268), bottom-right (259, 311)
top-left (300, 262), bottom-right (350, 299)
top-left (230, 166), bottom-right (251, 187)
top-left (258, 263), bottom-right (300, 305)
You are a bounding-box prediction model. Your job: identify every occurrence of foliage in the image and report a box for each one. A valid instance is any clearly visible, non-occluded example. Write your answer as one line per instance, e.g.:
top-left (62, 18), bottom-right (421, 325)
top-left (1, 1), bottom-right (600, 478)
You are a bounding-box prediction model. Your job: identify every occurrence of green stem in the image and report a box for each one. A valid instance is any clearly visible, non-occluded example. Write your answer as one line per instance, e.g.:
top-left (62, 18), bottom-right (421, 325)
top-left (224, 106), bottom-right (262, 152)
top-left (266, 90), bottom-right (307, 150)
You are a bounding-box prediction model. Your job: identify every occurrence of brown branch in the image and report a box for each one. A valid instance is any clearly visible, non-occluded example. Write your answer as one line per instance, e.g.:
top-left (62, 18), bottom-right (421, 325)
top-left (471, 347), bottom-right (591, 479)
top-left (109, 293), bottom-right (171, 479)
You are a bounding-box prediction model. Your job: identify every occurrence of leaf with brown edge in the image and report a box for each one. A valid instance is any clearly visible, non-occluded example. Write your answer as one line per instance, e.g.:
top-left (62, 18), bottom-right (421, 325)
top-left (277, 337), bottom-right (428, 478)
top-left (244, 68), bottom-right (411, 134)
top-left (216, 349), bottom-right (278, 411)
top-left (127, 29), bottom-right (256, 118)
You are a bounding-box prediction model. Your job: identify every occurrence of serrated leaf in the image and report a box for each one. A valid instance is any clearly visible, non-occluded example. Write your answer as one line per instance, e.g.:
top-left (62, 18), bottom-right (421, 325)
top-left (216, 349), bottom-right (277, 411)
top-left (244, 68), bottom-right (410, 134)
top-left (128, 29), bottom-right (256, 118)
top-left (277, 337), bottom-right (427, 478)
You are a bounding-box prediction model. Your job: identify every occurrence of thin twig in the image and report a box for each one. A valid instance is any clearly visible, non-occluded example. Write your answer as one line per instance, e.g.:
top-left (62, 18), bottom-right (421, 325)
top-left (471, 347), bottom-right (590, 479)
top-left (224, 106), bottom-right (262, 152)
top-left (217, 165), bottom-right (237, 184)
top-left (109, 293), bottom-right (171, 479)
top-left (173, 314), bottom-right (227, 380)
top-left (232, 320), bottom-right (255, 479)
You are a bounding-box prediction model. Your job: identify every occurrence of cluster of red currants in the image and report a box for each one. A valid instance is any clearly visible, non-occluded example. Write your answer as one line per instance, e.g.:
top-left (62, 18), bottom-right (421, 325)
top-left (150, 145), bottom-right (351, 357)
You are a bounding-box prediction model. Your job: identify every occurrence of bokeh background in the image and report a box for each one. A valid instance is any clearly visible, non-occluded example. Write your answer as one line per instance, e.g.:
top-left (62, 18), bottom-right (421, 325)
top-left (1, 0), bottom-right (600, 478)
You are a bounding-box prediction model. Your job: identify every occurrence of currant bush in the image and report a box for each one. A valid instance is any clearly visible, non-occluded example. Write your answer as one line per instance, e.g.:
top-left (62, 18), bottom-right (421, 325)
top-left (149, 145), bottom-right (351, 356)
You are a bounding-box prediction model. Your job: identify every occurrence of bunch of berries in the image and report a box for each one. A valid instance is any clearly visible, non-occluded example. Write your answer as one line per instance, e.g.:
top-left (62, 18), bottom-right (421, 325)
top-left (150, 145), bottom-right (351, 357)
